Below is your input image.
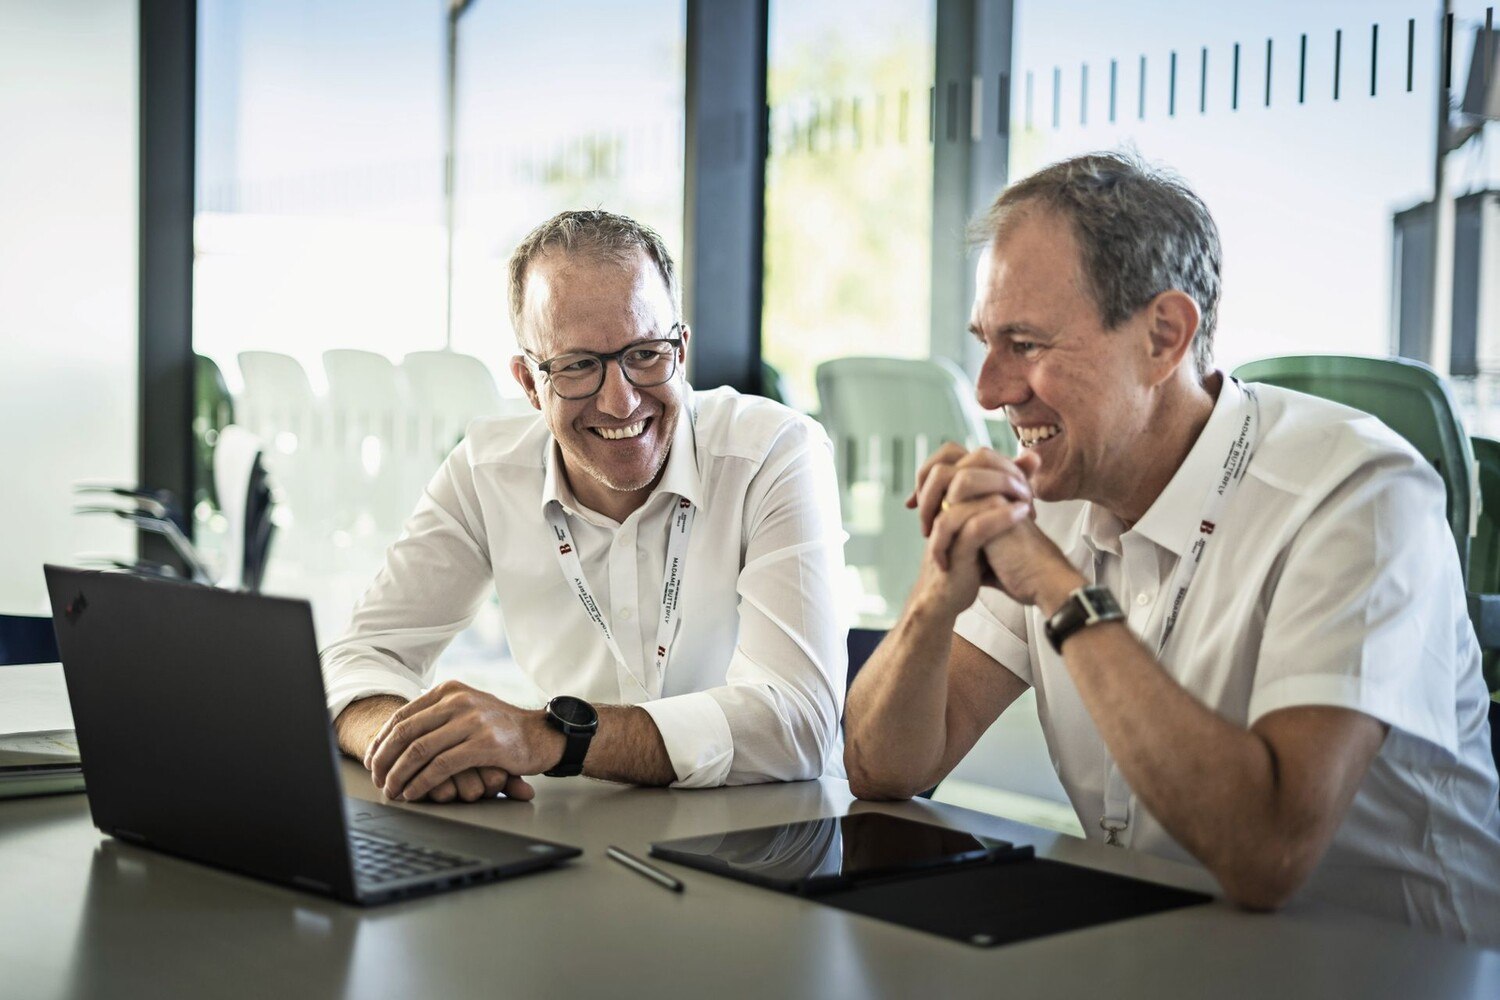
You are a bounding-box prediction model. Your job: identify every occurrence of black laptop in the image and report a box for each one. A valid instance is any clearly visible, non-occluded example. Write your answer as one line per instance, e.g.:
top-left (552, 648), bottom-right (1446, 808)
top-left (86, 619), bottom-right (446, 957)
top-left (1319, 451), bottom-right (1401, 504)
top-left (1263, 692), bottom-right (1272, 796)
top-left (43, 565), bottom-right (581, 906)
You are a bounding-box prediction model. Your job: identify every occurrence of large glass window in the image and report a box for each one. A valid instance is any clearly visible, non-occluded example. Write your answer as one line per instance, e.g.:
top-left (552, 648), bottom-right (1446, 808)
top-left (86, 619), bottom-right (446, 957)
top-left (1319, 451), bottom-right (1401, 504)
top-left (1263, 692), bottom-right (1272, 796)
top-left (194, 0), bottom-right (686, 666)
top-left (762, 0), bottom-right (937, 410)
top-left (0, 0), bottom-right (138, 615)
top-left (1008, 2), bottom-right (1495, 414)
top-left (449, 2), bottom-right (685, 377)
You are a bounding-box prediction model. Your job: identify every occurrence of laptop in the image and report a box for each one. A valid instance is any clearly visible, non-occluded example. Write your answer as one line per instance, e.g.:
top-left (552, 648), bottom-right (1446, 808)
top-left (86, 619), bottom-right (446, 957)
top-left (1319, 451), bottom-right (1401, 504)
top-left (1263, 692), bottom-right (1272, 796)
top-left (43, 565), bottom-right (581, 906)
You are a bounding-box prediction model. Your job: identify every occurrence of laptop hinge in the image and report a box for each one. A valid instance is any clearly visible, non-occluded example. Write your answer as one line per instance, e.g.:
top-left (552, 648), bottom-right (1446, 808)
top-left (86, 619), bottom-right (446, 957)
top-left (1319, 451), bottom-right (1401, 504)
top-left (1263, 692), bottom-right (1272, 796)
top-left (291, 875), bottom-right (333, 894)
top-left (113, 828), bottom-right (149, 846)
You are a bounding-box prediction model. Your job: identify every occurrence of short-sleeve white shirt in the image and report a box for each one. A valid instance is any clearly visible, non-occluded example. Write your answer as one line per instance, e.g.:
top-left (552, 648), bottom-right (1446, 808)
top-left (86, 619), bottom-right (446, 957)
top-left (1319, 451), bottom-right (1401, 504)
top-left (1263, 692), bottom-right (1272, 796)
top-left (955, 374), bottom-right (1500, 945)
top-left (320, 387), bottom-right (849, 788)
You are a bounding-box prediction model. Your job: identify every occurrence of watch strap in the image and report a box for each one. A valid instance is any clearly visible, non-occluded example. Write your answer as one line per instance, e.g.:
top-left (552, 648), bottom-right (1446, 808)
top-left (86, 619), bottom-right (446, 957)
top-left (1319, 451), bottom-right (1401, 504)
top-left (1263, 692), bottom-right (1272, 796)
top-left (543, 696), bottom-right (598, 778)
top-left (545, 728), bottom-right (592, 778)
top-left (1044, 586), bottom-right (1126, 653)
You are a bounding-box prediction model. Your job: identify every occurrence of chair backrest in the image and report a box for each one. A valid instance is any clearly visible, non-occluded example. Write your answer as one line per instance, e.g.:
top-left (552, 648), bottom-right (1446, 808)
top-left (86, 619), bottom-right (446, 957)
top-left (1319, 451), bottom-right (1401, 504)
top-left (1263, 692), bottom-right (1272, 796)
top-left (195, 355), bottom-right (236, 509)
top-left (760, 360), bottom-right (792, 406)
top-left (401, 350), bottom-right (506, 460)
top-left (1471, 437), bottom-right (1500, 595)
top-left (237, 350), bottom-right (320, 451)
top-left (0, 614), bottom-right (59, 665)
top-left (322, 350), bottom-right (416, 537)
top-left (815, 356), bottom-right (992, 618)
top-left (1232, 355), bottom-right (1476, 577)
top-left (323, 349), bottom-right (407, 427)
top-left (1490, 698), bottom-right (1500, 788)
top-left (237, 350), bottom-right (316, 410)
top-left (816, 357), bottom-right (992, 490)
top-left (1471, 437), bottom-right (1500, 691)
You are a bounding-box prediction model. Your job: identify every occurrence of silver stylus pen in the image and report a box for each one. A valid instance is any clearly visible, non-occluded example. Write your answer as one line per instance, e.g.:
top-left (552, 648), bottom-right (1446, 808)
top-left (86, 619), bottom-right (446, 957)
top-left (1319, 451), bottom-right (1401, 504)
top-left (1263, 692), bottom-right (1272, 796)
top-left (606, 845), bottom-right (684, 892)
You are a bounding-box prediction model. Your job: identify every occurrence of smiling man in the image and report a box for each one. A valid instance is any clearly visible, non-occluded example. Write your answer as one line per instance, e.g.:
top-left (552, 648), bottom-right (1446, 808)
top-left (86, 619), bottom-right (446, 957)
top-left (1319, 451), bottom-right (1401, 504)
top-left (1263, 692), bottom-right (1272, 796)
top-left (321, 209), bottom-right (847, 802)
top-left (843, 153), bottom-right (1500, 945)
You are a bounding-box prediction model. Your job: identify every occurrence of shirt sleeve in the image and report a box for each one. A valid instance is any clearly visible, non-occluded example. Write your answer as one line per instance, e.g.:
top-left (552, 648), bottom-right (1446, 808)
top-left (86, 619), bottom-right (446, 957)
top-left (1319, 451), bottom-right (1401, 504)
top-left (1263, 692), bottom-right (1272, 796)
top-left (641, 418), bottom-right (850, 787)
top-left (1247, 451), bottom-right (1468, 758)
top-left (319, 443), bottom-right (494, 720)
top-left (954, 588), bottom-right (1034, 685)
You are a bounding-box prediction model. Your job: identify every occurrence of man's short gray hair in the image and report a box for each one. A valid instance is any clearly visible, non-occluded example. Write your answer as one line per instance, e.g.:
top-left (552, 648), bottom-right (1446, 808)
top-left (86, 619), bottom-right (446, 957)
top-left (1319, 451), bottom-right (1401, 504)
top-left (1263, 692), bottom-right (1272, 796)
top-left (507, 209), bottom-right (681, 342)
top-left (971, 152), bottom-right (1222, 380)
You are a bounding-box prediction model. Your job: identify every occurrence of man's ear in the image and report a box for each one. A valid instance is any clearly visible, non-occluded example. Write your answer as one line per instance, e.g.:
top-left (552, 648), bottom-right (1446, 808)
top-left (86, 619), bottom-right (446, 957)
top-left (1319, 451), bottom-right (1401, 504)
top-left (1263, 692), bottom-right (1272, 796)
top-left (510, 355), bottom-right (542, 411)
top-left (1145, 290), bottom-right (1200, 383)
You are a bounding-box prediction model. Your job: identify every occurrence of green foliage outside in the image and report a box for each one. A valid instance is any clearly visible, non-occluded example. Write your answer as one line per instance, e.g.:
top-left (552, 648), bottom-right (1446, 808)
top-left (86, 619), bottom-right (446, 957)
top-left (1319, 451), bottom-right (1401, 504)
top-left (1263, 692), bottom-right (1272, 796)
top-left (762, 30), bottom-right (934, 411)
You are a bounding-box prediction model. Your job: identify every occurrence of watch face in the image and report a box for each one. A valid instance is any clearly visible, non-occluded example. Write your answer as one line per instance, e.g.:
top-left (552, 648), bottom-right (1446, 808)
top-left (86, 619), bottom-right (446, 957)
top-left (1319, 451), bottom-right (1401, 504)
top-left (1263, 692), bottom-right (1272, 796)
top-left (1080, 587), bottom-right (1122, 618)
top-left (548, 696), bottom-right (598, 729)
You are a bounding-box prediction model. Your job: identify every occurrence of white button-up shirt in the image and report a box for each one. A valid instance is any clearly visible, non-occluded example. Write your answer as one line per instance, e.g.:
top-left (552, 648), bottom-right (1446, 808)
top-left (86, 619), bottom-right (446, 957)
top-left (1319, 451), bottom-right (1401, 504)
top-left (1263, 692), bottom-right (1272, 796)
top-left (957, 374), bottom-right (1500, 945)
top-left (321, 387), bottom-right (849, 788)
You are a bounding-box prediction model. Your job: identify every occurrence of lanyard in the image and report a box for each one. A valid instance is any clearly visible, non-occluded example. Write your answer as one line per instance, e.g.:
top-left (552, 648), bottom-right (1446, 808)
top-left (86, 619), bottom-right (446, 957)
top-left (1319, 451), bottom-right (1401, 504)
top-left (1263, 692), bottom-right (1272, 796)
top-left (544, 495), bottom-right (695, 700)
top-left (1098, 379), bottom-right (1261, 846)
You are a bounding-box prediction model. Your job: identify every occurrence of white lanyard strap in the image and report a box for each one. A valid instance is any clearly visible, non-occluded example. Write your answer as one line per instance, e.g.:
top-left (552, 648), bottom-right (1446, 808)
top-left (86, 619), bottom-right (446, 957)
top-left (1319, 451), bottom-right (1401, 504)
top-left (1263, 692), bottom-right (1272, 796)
top-left (1100, 380), bottom-right (1261, 846)
top-left (545, 497), bottom-right (696, 699)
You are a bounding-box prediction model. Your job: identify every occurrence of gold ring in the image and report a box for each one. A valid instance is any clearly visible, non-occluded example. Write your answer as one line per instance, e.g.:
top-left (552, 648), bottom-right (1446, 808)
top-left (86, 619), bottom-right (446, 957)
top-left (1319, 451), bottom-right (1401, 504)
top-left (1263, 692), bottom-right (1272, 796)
top-left (941, 500), bottom-right (952, 512)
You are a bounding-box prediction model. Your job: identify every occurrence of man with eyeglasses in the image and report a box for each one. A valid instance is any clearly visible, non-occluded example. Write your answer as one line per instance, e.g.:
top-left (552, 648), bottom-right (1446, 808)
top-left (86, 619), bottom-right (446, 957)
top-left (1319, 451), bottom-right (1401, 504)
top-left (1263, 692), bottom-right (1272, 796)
top-left (321, 209), bottom-right (847, 803)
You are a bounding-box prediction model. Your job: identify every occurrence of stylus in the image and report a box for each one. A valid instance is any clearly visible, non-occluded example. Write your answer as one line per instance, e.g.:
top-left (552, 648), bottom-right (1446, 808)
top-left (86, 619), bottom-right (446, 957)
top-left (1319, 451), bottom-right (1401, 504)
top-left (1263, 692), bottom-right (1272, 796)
top-left (606, 846), bottom-right (684, 893)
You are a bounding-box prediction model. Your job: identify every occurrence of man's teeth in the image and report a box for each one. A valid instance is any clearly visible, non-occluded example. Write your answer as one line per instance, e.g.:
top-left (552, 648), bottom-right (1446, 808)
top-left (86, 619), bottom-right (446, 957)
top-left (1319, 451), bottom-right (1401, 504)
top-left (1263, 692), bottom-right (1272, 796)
top-left (595, 420), bottom-right (647, 440)
top-left (1016, 424), bottom-right (1061, 448)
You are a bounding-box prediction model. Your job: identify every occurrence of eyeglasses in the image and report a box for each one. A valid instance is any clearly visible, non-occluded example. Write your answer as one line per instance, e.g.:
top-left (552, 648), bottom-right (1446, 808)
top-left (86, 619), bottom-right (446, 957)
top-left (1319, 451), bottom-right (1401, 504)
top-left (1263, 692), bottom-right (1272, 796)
top-left (528, 328), bottom-right (683, 400)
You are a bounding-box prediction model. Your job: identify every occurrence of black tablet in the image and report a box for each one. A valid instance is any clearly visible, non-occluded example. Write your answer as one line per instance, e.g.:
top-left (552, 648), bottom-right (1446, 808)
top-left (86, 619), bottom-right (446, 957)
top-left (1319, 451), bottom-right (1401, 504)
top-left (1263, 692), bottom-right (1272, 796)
top-left (649, 813), bottom-right (1032, 895)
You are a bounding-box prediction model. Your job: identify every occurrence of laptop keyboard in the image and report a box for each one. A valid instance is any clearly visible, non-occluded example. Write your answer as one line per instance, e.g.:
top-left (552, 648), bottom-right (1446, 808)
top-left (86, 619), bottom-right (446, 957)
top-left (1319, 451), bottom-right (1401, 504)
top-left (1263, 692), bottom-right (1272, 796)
top-left (350, 830), bottom-right (480, 885)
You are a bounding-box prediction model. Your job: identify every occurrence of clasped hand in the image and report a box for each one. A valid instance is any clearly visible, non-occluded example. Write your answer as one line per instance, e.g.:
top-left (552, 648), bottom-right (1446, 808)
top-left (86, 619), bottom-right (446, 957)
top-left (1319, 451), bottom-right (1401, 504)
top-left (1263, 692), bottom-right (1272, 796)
top-left (906, 444), bottom-right (1073, 612)
top-left (362, 680), bottom-right (552, 804)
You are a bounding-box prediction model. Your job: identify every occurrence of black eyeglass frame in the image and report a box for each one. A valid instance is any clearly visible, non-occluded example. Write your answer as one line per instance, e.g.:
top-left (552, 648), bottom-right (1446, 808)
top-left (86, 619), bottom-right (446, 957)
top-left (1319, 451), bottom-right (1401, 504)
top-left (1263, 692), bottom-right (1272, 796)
top-left (526, 326), bottom-right (685, 400)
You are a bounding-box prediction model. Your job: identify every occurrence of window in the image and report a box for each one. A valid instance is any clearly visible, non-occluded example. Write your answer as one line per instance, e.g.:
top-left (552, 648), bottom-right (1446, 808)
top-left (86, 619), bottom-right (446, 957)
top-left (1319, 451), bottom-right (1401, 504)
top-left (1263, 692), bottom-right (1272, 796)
top-left (0, 2), bottom-right (137, 614)
top-left (194, 0), bottom-right (686, 659)
top-left (1008, 1), bottom-right (1490, 398)
top-left (762, 0), bottom-right (937, 410)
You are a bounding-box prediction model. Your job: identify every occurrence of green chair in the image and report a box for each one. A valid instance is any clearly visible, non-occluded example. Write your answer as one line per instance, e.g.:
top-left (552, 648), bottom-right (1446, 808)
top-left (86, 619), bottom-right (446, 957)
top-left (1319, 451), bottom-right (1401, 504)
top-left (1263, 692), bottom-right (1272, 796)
top-left (1468, 437), bottom-right (1500, 693)
top-left (815, 356), bottom-right (993, 621)
top-left (194, 354), bottom-right (236, 510)
top-left (1232, 355), bottom-right (1477, 579)
top-left (759, 360), bottom-right (793, 407)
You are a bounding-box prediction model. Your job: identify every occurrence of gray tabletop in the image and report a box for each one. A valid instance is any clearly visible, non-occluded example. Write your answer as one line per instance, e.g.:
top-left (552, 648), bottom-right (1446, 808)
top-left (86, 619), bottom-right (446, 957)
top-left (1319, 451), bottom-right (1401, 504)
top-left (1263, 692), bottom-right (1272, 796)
top-left (2, 754), bottom-right (1498, 1000)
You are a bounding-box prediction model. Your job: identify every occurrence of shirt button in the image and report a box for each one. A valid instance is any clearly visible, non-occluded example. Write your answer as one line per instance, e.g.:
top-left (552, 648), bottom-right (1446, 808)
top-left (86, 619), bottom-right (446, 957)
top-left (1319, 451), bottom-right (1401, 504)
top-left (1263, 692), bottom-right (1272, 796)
top-left (1136, 593), bottom-right (1151, 606)
top-left (619, 607), bottom-right (633, 621)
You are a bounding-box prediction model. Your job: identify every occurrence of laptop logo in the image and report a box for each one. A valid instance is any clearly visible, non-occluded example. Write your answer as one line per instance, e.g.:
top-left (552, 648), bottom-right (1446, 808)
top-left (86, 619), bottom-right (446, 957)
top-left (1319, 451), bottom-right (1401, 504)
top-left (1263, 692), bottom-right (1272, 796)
top-left (65, 592), bottom-right (88, 622)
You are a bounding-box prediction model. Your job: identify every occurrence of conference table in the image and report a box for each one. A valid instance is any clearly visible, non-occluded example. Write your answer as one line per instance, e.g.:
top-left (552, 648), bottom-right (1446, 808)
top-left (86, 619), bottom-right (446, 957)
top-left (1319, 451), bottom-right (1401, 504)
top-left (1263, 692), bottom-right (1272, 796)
top-left (2, 665), bottom-right (1498, 999)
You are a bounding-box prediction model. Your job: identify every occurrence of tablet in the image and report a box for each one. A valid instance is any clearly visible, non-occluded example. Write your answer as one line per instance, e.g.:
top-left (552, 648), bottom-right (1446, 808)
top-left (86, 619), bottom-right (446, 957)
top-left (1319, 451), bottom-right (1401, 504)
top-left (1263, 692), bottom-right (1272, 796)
top-left (649, 813), bottom-right (1032, 895)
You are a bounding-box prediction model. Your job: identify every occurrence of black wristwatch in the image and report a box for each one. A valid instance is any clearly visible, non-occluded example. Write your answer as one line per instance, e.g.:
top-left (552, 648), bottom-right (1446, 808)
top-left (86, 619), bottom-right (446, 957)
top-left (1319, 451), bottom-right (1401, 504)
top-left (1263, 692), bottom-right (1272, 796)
top-left (1044, 586), bottom-right (1126, 653)
top-left (543, 696), bottom-right (599, 777)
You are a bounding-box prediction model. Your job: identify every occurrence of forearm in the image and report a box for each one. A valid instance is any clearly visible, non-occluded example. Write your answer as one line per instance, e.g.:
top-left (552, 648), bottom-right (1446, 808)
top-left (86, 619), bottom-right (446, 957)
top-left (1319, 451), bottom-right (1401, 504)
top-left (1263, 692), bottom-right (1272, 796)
top-left (1054, 612), bottom-right (1314, 903)
top-left (844, 596), bottom-right (959, 798)
top-left (334, 695), bottom-right (407, 759)
top-left (580, 705), bottom-right (676, 786)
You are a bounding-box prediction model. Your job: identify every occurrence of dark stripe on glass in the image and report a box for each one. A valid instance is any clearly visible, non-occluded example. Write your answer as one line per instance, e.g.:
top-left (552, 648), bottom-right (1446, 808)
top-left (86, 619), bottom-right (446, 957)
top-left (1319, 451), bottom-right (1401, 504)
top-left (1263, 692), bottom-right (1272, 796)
top-left (1200, 47), bottom-right (1208, 113)
top-left (1232, 42), bottom-right (1240, 110)
top-left (1300, 33), bottom-right (1308, 103)
top-left (1169, 51), bottom-right (1177, 116)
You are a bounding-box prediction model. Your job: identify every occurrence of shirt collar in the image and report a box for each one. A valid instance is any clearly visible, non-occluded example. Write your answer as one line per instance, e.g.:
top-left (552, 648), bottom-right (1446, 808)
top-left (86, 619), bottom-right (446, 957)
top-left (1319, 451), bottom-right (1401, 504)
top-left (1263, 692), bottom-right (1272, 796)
top-left (1081, 370), bottom-right (1242, 559)
top-left (540, 388), bottom-right (703, 519)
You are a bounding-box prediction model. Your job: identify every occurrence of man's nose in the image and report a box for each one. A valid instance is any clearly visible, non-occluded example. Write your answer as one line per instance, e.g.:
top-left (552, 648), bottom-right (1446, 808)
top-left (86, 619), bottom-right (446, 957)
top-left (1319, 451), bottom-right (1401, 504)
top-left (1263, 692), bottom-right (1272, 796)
top-left (594, 360), bottom-right (641, 416)
top-left (974, 349), bottom-right (1030, 412)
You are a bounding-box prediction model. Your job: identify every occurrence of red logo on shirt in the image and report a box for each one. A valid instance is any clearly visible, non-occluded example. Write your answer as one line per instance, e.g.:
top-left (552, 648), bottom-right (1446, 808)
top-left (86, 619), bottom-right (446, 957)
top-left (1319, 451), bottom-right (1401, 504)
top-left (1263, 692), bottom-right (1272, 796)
top-left (1200, 520), bottom-right (1215, 535)
top-left (657, 645), bottom-right (667, 657)
top-left (559, 543), bottom-right (573, 555)
top-left (680, 498), bottom-right (690, 509)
